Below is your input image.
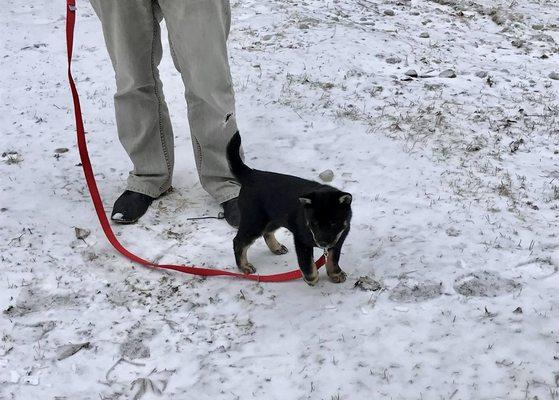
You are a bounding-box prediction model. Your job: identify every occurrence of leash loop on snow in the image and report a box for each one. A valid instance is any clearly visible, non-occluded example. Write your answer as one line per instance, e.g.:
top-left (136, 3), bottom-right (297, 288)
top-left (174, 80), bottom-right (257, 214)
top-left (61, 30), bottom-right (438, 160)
top-left (65, 0), bottom-right (325, 282)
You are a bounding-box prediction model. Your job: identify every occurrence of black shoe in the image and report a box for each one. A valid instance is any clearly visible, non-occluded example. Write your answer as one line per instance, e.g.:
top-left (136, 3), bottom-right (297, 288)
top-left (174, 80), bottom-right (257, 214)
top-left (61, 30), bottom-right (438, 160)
top-left (222, 197), bottom-right (240, 228)
top-left (111, 190), bottom-right (156, 224)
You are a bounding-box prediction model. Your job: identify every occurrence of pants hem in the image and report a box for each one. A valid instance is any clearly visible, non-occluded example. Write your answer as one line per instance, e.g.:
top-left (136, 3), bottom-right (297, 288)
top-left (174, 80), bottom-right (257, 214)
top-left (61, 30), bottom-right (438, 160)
top-left (216, 188), bottom-right (240, 205)
top-left (126, 183), bottom-right (169, 199)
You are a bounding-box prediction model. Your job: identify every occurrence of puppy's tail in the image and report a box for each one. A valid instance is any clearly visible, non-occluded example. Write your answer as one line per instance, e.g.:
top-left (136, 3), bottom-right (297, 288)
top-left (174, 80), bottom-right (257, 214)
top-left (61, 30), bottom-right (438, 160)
top-left (226, 131), bottom-right (252, 183)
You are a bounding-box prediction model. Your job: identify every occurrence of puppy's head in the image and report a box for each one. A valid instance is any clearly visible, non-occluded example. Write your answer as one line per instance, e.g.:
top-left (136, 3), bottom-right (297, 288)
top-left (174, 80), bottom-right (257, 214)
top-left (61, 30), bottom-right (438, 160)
top-left (299, 190), bottom-right (352, 249)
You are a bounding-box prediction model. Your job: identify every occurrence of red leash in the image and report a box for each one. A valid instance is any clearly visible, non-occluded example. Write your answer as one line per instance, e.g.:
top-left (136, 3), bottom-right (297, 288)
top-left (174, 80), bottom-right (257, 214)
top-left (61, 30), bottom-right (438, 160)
top-left (65, 0), bottom-right (324, 282)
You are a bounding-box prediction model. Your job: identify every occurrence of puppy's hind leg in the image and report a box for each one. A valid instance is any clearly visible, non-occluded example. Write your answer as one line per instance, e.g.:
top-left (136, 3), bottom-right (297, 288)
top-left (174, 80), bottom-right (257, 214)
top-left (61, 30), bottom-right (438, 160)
top-left (233, 212), bottom-right (267, 274)
top-left (264, 231), bottom-right (288, 255)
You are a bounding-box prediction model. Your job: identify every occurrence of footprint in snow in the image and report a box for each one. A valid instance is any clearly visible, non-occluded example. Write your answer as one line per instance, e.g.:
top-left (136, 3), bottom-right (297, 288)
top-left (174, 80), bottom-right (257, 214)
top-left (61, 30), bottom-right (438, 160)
top-left (454, 271), bottom-right (521, 297)
top-left (388, 279), bottom-right (443, 303)
top-left (4, 286), bottom-right (83, 317)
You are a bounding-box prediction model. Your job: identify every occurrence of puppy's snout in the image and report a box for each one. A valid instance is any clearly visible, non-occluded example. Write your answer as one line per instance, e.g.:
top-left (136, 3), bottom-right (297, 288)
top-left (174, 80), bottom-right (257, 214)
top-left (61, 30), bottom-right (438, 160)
top-left (316, 229), bottom-right (345, 249)
top-left (316, 235), bottom-right (337, 249)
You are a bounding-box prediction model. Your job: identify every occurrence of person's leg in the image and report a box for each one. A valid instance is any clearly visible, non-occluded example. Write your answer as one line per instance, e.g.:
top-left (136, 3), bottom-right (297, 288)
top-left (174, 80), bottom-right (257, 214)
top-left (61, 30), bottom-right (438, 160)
top-left (159, 0), bottom-right (240, 206)
top-left (89, 0), bottom-right (174, 201)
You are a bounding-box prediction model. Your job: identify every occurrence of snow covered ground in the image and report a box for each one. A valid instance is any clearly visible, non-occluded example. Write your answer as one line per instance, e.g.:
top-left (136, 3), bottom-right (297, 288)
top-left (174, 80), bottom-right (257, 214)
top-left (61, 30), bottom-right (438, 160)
top-left (1, 0), bottom-right (559, 398)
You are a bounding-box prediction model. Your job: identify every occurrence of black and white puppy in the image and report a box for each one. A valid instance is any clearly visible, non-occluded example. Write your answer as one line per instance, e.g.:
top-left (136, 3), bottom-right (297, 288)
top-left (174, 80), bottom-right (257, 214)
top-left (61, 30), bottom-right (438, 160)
top-left (226, 132), bottom-right (352, 286)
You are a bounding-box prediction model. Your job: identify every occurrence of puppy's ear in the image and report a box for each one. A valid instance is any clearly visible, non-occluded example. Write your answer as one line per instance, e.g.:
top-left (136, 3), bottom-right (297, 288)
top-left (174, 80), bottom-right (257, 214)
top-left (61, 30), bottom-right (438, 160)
top-left (299, 196), bottom-right (312, 206)
top-left (339, 193), bottom-right (352, 205)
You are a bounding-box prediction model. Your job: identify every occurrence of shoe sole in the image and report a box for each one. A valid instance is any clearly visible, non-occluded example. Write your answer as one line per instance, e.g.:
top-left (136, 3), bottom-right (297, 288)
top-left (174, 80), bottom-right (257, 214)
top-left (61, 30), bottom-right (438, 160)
top-left (111, 216), bottom-right (139, 225)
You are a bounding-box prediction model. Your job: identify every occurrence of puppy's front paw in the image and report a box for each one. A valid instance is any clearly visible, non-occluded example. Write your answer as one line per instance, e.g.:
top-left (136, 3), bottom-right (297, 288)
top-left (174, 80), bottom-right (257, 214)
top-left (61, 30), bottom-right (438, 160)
top-left (303, 273), bottom-right (319, 286)
top-left (272, 244), bottom-right (289, 255)
top-left (239, 263), bottom-right (256, 274)
top-left (328, 270), bottom-right (347, 283)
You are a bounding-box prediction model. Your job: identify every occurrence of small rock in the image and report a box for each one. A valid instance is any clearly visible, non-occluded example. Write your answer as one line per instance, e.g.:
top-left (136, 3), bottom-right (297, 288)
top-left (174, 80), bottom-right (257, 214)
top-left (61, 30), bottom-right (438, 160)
top-left (475, 71), bottom-right (488, 78)
top-left (384, 9), bottom-right (395, 16)
top-left (319, 169), bottom-right (334, 182)
top-left (549, 72), bottom-right (559, 80)
top-left (354, 276), bottom-right (382, 292)
top-left (419, 32), bottom-right (430, 38)
top-left (262, 34), bottom-right (273, 41)
top-left (74, 227), bottom-right (91, 240)
top-left (299, 23), bottom-right (310, 30)
top-left (439, 69), bottom-right (457, 78)
top-left (532, 24), bottom-right (544, 31)
top-left (386, 56), bottom-right (402, 64)
top-left (513, 306), bottom-right (523, 314)
top-left (405, 69), bottom-right (418, 78)
top-left (511, 39), bottom-right (524, 48)
top-left (54, 148), bottom-right (69, 154)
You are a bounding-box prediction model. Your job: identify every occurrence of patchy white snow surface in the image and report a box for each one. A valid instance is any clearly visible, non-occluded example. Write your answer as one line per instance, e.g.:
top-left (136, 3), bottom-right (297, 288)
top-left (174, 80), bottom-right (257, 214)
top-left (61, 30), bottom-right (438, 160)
top-left (1, 0), bottom-right (559, 399)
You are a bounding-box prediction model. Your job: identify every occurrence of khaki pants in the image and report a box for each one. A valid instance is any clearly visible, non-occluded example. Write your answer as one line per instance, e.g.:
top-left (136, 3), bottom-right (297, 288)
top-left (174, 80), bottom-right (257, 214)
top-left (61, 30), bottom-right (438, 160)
top-left (90, 0), bottom-right (240, 203)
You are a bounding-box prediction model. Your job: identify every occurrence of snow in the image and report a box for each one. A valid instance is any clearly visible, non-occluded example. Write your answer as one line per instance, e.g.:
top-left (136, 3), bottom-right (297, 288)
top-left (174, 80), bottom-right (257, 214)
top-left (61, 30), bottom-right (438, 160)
top-left (1, 0), bottom-right (559, 399)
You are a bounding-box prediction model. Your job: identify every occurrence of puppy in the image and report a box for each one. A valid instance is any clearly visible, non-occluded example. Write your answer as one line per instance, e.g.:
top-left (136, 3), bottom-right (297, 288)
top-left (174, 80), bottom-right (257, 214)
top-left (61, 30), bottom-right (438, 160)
top-left (227, 132), bottom-right (352, 286)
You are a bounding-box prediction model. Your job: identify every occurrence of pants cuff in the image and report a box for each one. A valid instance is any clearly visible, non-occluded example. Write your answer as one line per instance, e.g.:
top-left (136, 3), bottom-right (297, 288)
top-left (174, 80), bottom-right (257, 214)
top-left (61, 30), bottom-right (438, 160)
top-left (126, 184), bottom-right (168, 199)
top-left (217, 188), bottom-right (240, 204)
